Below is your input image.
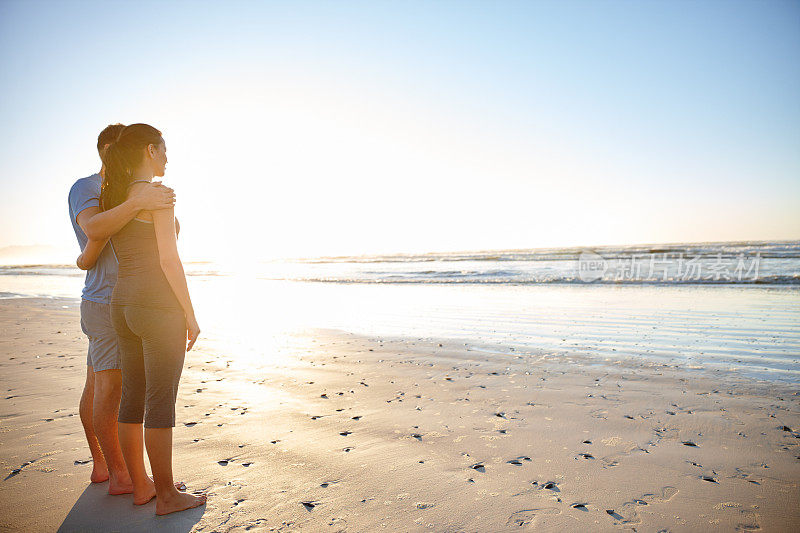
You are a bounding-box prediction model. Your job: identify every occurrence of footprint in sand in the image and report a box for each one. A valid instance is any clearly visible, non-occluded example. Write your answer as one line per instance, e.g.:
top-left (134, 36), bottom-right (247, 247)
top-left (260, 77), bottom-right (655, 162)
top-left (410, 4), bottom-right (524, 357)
top-left (606, 505), bottom-right (644, 526)
top-left (506, 507), bottom-right (561, 528)
top-left (731, 467), bottom-right (762, 485)
top-left (631, 486), bottom-right (679, 506)
top-left (734, 510), bottom-right (761, 531)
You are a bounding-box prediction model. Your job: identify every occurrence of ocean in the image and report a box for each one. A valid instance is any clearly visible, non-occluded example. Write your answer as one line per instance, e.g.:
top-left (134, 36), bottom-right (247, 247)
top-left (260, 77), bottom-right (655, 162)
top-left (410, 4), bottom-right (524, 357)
top-left (2, 240), bottom-right (799, 384)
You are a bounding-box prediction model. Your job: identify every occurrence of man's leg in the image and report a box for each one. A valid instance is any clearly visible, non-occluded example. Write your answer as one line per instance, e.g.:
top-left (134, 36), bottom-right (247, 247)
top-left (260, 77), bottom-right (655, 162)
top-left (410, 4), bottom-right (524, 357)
top-left (93, 368), bottom-right (133, 494)
top-left (78, 365), bottom-right (108, 483)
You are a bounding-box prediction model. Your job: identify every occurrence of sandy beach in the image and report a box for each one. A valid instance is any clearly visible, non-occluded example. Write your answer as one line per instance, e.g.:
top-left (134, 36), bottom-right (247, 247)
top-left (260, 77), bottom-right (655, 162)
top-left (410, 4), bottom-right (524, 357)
top-left (1, 297), bottom-right (799, 532)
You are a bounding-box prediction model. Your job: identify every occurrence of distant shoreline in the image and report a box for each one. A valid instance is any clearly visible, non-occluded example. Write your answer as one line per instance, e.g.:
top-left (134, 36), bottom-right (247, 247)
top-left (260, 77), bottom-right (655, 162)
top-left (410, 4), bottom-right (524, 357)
top-left (2, 238), bottom-right (800, 266)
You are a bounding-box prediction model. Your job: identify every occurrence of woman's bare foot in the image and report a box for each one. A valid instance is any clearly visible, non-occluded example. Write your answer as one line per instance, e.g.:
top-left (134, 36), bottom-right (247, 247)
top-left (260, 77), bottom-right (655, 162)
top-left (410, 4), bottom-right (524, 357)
top-left (133, 477), bottom-right (157, 505)
top-left (133, 478), bottom-right (188, 505)
top-left (90, 462), bottom-right (109, 483)
top-left (155, 491), bottom-right (207, 516)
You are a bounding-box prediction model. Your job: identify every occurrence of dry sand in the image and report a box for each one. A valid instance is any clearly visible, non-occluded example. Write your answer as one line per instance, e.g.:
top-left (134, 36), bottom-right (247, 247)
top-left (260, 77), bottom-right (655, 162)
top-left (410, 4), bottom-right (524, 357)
top-left (1, 297), bottom-right (798, 532)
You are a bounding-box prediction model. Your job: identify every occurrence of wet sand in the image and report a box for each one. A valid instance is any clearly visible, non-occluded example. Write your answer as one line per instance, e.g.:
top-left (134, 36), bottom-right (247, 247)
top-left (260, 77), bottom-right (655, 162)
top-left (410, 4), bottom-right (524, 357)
top-left (1, 297), bottom-right (798, 532)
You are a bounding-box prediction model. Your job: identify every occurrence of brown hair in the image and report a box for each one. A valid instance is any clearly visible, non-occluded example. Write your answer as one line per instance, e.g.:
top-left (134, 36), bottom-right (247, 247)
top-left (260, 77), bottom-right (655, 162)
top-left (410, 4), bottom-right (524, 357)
top-left (97, 123), bottom-right (125, 154)
top-left (100, 123), bottom-right (163, 211)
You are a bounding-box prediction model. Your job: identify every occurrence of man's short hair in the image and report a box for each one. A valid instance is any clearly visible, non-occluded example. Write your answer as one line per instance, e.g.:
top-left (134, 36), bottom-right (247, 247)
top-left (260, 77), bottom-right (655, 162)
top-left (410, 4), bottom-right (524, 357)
top-left (97, 123), bottom-right (126, 153)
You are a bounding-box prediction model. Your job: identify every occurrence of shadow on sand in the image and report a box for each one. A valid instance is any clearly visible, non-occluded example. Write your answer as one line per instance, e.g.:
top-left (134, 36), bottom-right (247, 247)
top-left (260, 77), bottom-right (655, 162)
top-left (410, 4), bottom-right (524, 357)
top-left (58, 483), bottom-right (205, 533)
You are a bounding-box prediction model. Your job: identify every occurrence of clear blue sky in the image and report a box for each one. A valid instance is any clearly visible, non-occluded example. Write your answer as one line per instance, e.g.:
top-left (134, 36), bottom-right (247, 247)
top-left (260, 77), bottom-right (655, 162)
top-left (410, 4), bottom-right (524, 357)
top-left (1, 0), bottom-right (798, 260)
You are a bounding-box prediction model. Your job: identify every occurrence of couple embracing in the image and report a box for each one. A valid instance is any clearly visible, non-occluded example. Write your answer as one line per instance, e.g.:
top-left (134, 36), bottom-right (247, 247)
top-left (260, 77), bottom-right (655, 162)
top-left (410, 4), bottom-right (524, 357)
top-left (68, 123), bottom-right (205, 515)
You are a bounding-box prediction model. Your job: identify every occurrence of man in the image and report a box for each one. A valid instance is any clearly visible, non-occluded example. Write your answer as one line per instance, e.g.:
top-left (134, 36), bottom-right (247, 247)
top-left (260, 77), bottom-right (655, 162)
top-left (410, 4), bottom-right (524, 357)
top-left (68, 123), bottom-right (175, 494)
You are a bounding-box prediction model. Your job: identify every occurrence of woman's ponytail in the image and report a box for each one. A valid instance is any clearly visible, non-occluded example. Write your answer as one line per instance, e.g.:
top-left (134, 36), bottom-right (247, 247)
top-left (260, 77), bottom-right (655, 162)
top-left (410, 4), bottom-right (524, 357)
top-left (99, 123), bottom-right (163, 211)
top-left (100, 140), bottom-right (133, 210)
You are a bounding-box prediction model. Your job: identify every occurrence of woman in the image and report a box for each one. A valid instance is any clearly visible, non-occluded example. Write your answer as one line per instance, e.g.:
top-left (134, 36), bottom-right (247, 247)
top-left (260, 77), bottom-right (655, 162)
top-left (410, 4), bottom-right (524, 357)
top-left (88, 123), bottom-right (205, 515)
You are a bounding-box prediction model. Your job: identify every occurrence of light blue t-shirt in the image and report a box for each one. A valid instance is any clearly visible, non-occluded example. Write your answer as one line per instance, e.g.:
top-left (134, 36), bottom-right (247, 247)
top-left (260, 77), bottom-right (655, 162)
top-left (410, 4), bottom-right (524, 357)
top-left (68, 173), bottom-right (118, 304)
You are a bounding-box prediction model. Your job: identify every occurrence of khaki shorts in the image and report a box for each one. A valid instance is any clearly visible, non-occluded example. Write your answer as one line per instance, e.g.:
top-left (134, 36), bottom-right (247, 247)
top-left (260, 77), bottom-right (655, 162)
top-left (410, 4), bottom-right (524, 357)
top-left (80, 299), bottom-right (120, 372)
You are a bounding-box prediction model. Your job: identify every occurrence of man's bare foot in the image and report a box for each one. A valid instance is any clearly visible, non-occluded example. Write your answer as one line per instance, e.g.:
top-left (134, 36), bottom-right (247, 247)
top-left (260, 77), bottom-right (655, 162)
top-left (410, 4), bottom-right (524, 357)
top-left (108, 474), bottom-right (134, 495)
top-left (90, 462), bottom-right (109, 483)
top-left (155, 491), bottom-right (207, 516)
